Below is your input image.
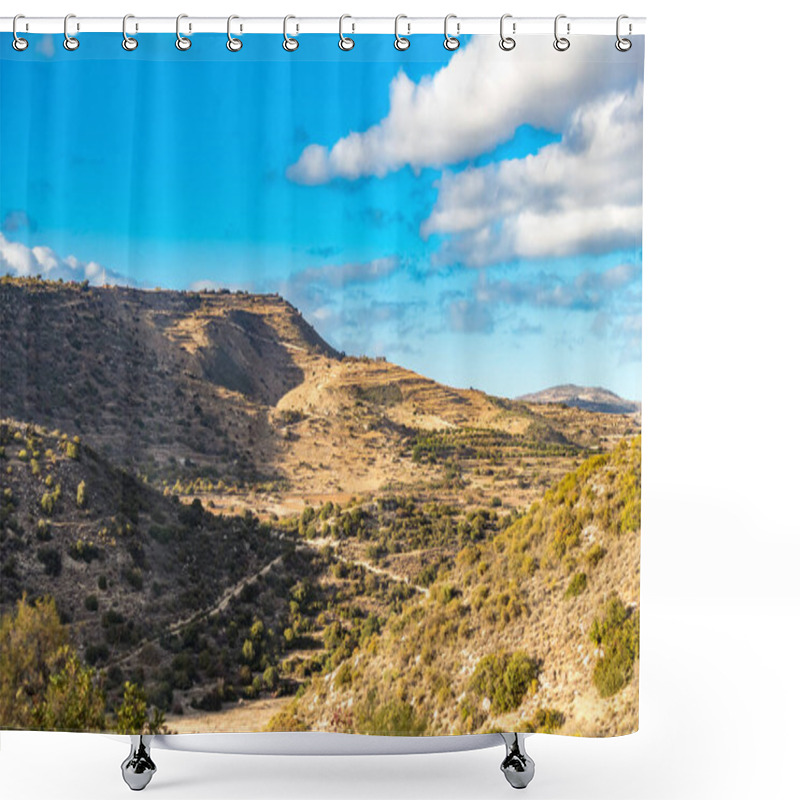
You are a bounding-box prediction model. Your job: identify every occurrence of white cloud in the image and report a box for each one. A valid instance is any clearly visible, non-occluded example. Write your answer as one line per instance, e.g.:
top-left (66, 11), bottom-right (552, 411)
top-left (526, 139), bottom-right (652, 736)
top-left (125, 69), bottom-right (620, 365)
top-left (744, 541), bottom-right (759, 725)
top-left (287, 36), bottom-right (640, 184)
top-left (0, 233), bottom-right (128, 285)
top-left (287, 36), bottom-right (643, 265)
top-left (424, 84), bottom-right (643, 265)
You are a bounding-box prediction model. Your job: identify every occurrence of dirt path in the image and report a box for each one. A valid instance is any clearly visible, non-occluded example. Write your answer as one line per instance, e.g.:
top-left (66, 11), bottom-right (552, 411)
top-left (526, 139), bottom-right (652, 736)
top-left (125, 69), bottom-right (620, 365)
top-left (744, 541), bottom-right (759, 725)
top-left (168, 554), bottom-right (285, 632)
top-left (108, 554), bottom-right (285, 668)
top-left (305, 537), bottom-right (429, 597)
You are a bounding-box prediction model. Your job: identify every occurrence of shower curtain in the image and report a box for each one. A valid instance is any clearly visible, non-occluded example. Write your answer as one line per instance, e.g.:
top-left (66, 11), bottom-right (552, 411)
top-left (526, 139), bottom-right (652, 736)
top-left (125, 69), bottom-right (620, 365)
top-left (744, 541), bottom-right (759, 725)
top-left (0, 28), bottom-right (643, 739)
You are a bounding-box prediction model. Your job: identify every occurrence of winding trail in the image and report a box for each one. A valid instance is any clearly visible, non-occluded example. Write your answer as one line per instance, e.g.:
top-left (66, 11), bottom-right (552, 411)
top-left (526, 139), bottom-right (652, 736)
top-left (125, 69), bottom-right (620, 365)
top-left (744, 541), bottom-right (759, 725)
top-left (107, 533), bottom-right (429, 670)
top-left (305, 537), bottom-right (429, 597)
top-left (107, 554), bottom-right (285, 669)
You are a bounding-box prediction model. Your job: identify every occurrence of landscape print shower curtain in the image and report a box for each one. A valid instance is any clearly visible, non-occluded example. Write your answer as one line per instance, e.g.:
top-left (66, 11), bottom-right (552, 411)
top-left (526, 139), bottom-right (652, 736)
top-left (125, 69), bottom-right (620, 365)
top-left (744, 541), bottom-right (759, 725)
top-left (0, 31), bottom-right (643, 737)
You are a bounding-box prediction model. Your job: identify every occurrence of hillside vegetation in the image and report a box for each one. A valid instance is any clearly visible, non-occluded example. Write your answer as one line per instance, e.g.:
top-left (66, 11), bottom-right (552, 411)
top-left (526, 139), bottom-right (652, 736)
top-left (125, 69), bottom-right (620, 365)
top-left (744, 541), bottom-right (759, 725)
top-left (285, 437), bottom-right (641, 736)
top-left (0, 279), bottom-right (641, 735)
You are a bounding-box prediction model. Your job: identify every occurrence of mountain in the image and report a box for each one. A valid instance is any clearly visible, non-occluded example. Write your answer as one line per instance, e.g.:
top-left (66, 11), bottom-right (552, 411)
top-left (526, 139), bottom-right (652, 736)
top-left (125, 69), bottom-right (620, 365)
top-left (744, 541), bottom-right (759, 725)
top-left (518, 384), bottom-right (641, 415)
top-left (1, 278), bottom-right (641, 736)
top-left (0, 279), bottom-right (637, 514)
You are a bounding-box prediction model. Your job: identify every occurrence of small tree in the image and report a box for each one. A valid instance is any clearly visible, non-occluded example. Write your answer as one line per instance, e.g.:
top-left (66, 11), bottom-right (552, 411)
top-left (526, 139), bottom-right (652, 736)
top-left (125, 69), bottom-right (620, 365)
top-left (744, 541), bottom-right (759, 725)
top-left (0, 595), bottom-right (105, 731)
top-left (115, 681), bottom-right (168, 734)
top-left (76, 481), bottom-right (88, 509)
top-left (115, 682), bottom-right (148, 733)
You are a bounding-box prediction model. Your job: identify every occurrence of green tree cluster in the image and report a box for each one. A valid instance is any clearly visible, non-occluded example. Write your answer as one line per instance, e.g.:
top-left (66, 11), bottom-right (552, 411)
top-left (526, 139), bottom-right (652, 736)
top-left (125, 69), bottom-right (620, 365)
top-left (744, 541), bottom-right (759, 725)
top-left (0, 595), bottom-right (105, 731)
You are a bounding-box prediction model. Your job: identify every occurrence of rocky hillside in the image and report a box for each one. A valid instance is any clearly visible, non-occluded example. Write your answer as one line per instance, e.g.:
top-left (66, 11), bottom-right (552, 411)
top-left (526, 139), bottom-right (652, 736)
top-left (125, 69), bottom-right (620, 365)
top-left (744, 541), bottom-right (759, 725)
top-left (0, 419), bottom-right (305, 713)
top-left (0, 279), bottom-right (637, 513)
top-left (283, 437), bottom-right (641, 737)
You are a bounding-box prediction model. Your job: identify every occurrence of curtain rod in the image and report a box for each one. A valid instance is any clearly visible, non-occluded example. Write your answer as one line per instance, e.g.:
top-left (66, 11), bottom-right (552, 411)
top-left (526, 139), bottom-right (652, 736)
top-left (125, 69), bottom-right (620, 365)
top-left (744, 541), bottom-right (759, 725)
top-left (1, 16), bottom-right (645, 36)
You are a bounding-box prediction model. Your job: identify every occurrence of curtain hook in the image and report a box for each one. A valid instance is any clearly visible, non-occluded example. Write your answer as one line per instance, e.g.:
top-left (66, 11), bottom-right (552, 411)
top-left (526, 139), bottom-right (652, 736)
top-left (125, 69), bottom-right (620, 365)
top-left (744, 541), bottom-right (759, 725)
top-left (283, 15), bottom-right (299, 51)
top-left (615, 14), bottom-right (632, 51)
top-left (339, 14), bottom-right (355, 51)
top-left (394, 15), bottom-right (410, 51)
top-left (443, 14), bottom-right (459, 51)
top-left (227, 15), bottom-right (243, 51)
top-left (176, 14), bottom-right (191, 50)
top-left (499, 14), bottom-right (516, 51)
top-left (554, 14), bottom-right (570, 51)
top-left (63, 13), bottom-right (80, 51)
top-left (12, 14), bottom-right (29, 51)
top-left (122, 14), bottom-right (138, 51)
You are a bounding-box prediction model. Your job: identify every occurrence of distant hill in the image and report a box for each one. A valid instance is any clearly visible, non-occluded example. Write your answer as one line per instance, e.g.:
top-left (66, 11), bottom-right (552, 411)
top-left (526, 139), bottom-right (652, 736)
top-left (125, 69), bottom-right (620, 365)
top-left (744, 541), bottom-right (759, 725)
top-left (518, 384), bottom-right (641, 415)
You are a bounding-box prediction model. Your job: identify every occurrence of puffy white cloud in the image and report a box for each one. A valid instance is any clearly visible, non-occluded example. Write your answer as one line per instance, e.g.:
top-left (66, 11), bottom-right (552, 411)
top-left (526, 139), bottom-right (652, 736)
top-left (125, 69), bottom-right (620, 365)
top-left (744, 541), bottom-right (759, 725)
top-left (287, 36), bottom-right (641, 184)
top-left (0, 233), bottom-right (128, 285)
top-left (424, 84), bottom-right (643, 265)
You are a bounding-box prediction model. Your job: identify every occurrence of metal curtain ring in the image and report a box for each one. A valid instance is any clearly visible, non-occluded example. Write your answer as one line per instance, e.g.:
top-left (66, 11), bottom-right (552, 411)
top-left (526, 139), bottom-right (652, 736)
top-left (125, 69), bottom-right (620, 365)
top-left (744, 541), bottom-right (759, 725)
top-left (64, 13), bottom-right (80, 51)
top-left (394, 15), bottom-right (410, 51)
top-left (553, 14), bottom-right (570, 51)
top-left (122, 14), bottom-right (138, 51)
top-left (227, 15), bottom-right (243, 51)
top-left (444, 14), bottom-right (459, 51)
top-left (12, 14), bottom-right (28, 51)
top-left (616, 14), bottom-right (632, 51)
top-left (339, 14), bottom-right (355, 50)
top-left (176, 14), bottom-right (191, 50)
top-left (499, 14), bottom-right (515, 51)
top-left (283, 15), bottom-right (299, 51)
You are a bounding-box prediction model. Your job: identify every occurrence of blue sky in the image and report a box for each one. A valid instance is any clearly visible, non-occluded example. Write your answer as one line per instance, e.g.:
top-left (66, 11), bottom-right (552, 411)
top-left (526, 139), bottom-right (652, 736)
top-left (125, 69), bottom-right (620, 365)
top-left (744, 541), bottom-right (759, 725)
top-left (0, 33), bottom-right (643, 400)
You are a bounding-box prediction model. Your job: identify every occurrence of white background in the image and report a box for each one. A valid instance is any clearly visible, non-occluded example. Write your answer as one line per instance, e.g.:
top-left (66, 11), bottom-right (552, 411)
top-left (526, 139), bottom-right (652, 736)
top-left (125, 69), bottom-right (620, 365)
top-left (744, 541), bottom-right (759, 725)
top-left (2, 1), bottom-right (799, 798)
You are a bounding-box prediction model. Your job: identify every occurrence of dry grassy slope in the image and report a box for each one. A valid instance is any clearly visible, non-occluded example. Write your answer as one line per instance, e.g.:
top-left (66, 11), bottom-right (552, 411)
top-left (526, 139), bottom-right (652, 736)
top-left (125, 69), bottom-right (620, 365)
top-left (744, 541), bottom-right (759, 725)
top-left (0, 279), bottom-right (636, 505)
top-left (291, 437), bottom-right (641, 738)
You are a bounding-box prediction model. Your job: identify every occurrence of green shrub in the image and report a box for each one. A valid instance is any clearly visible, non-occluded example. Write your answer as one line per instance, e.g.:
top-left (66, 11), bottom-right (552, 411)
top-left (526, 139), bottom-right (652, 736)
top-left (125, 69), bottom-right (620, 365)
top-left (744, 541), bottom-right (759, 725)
top-left (355, 690), bottom-right (427, 736)
top-left (524, 707), bottom-right (565, 733)
top-left (115, 681), bottom-right (166, 734)
top-left (40, 485), bottom-right (61, 516)
top-left (37, 547), bottom-right (62, 577)
top-left (69, 540), bottom-right (100, 563)
top-left (585, 543), bottom-right (607, 567)
top-left (262, 665), bottom-right (281, 693)
top-left (469, 651), bottom-right (539, 713)
top-left (264, 706), bottom-right (309, 732)
top-left (84, 594), bottom-right (99, 612)
top-left (122, 567), bottom-right (143, 591)
top-left (36, 520), bottom-right (52, 541)
top-left (564, 572), bottom-right (588, 598)
top-left (590, 595), bottom-right (640, 698)
top-left (76, 481), bottom-right (88, 509)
